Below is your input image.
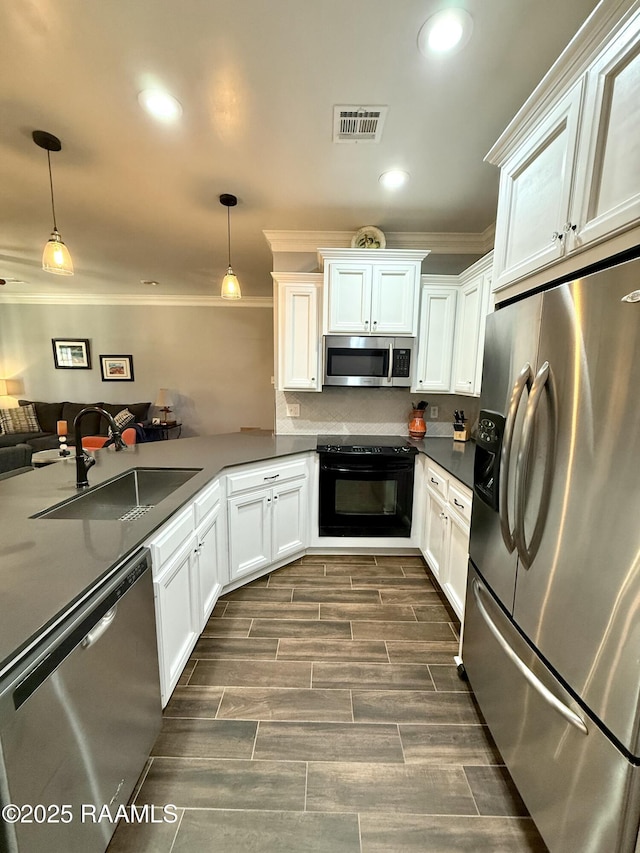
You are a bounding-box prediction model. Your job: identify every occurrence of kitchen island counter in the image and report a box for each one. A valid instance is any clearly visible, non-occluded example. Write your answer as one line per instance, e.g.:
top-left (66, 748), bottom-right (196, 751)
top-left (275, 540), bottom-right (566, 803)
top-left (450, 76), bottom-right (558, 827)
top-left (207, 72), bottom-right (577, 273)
top-left (0, 432), bottom-right (316, 679)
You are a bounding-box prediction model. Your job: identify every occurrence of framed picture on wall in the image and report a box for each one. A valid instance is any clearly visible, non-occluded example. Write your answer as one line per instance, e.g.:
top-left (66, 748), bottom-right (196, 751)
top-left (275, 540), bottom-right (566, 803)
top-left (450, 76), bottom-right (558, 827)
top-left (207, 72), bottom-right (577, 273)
top-left (99, 354), bottom-right (134, 382)
top-left (52, 338), bottom-right (92, 369)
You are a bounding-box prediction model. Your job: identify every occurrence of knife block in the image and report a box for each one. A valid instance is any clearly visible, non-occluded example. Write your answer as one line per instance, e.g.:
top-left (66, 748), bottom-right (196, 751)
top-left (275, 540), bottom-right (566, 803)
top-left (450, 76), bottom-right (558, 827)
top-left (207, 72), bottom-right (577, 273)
top-left (453, 423), bottom-right (469, 442)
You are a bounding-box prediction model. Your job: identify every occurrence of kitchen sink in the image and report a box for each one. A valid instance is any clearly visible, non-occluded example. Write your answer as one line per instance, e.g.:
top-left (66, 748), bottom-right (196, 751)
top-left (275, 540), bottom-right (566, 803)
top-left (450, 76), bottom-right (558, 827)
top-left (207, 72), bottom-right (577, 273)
top-left (34, 468), bottom-right (201, 521)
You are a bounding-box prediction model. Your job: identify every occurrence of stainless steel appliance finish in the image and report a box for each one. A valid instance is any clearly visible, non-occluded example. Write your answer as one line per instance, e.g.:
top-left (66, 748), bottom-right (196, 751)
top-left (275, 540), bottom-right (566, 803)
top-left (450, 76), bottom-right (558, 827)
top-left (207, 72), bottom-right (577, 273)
top-left (0, 548), bottom-right (161, 853)
top-left (34, 467), bottom-right (201, 521)
top-left (463, 255), bottom-right (640, 853)
top-left (323, 335), bottom-right (414, 387)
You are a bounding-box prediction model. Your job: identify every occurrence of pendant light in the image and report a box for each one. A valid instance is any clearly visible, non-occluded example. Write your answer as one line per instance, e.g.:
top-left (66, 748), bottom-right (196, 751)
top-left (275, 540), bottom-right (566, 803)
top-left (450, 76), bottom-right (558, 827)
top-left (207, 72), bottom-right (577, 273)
top-left (219, 193), bottom-right (241, 300)
top-left (32, 130), bottom-right (74, 276)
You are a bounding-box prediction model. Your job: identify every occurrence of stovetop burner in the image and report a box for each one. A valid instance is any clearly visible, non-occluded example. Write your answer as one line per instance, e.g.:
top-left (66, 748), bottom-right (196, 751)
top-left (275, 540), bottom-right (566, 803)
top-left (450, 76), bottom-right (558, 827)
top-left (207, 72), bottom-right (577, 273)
top-left (316, 435), bottom-right (418, 456)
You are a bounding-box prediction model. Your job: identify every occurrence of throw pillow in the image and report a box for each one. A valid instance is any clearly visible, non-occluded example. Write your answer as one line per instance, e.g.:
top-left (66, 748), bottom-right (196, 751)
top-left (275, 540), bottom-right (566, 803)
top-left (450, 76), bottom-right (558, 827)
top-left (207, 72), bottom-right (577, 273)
top-left (108, 408), bottom-right (135, 437)
top-left (0, 404), bottom-right (42, 434)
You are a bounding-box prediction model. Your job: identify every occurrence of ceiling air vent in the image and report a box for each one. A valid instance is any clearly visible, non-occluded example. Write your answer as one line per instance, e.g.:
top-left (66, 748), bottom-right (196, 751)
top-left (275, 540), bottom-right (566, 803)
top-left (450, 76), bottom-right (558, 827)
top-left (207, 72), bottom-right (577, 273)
top-left (333, 105), bottom-right (388, 143)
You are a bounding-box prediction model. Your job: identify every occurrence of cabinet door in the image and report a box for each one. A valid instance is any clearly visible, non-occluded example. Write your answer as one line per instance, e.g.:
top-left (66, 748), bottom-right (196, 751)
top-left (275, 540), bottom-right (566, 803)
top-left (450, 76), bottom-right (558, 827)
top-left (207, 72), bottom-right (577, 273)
top-left (370, 264), bottom-right (418, 334)
top-left (325, 264), bottom-right (372, 334)
top-left (272, 479), bottom-right (307, 562)
top-left (571, 13), bottom-right (640, 250)
top-left (196, 505), bottom-right (225, 630)
top-left (154, 535), bottom-right (199, 707)
top-left (228, 490), bottom-right (272, 580)
top-left (442, 508), bottom-right (470, 622)
top-left (452, 275), bottom-right (483, 395)
top-left (413, 286), bottom-right (457, 392)
top-left (278, 282), bottom-right (321, 391)
top-left (422, 488), bottom-right (447, 581)
top-left (493, 83), bottom-right (583, 289)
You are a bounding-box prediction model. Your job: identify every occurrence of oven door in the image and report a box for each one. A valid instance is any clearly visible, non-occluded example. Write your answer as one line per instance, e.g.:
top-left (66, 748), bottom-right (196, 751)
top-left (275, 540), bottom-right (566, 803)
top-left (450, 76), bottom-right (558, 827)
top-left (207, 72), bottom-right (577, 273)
top-left (319, 453), bottom-right (415, 537)
top-left (324, 336), bottom-right (392, 387)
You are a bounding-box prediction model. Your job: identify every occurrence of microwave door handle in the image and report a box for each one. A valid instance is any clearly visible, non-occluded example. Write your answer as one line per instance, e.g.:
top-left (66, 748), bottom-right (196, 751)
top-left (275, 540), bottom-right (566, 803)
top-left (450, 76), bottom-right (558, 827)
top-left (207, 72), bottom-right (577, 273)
top-left (387, 344), bottom-right (393, 382)
top-left (472, 578), bottom-right (588, 734)
top-left (514, 361), bottom-right (557, 570)
top-left (499, 363), bottom-right (532, 553)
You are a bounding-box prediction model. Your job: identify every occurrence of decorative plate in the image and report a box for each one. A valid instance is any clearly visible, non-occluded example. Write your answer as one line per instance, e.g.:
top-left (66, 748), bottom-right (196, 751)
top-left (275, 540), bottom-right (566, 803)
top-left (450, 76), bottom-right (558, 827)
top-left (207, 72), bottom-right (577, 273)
top-left (351, 226), bottom-right (386, 249)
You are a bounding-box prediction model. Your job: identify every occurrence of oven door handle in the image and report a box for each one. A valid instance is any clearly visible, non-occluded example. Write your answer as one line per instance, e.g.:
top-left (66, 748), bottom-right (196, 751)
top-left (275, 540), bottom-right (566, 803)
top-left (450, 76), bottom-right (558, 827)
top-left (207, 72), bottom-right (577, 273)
top-left (320, 462), bottom-right (414, 474)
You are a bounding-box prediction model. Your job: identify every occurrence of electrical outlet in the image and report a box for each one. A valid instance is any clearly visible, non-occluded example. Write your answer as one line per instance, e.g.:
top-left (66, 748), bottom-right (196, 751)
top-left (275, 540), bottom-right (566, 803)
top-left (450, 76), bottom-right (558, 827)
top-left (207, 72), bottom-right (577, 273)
top-left (430, 406), bottom-right (439, 420)
top-left (286, 403), bottom-right (300, 417)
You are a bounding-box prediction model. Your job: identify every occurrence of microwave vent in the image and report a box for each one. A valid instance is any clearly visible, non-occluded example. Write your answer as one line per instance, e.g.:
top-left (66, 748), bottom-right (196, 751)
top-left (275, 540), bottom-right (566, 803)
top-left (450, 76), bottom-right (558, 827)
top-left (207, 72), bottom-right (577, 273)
top-left (333, 106), bottom-right (388, 143)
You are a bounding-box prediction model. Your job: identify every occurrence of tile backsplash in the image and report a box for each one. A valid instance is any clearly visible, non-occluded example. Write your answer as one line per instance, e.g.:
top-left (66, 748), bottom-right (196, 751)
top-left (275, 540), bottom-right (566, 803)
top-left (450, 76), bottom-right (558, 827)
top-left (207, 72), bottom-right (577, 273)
top-left (275, 388), bottom-right (479, 437)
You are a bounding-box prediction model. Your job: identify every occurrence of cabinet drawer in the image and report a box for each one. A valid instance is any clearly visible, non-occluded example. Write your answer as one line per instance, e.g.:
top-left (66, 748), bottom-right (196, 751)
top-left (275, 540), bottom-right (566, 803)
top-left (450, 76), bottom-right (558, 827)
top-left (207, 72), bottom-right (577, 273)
top-left (226, 457), bottom-right (307, 496)
top-left (194, 479), bottom-right (220, 525)
top-left (448, 482), bottom-right (472, 525)
top-left (426, 464), bottom-right (448, 500)
top-left (148, 505), bottom-right (195, 569)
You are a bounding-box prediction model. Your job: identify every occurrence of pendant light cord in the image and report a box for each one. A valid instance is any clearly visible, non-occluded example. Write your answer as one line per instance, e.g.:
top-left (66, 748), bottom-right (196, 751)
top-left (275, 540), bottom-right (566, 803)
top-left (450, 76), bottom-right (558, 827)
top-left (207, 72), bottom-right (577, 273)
top-left (47, 149), bottom-right (58, 231)
top-left (227, 205), bottom-right (232, 268)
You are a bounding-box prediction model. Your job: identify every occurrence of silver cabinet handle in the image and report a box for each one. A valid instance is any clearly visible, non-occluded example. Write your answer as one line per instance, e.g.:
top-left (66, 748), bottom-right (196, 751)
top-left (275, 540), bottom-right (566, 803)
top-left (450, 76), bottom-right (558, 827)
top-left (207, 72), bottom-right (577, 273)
top-left (499, 363), bottom-right (532, 554)
top-left (472, 578), bottom-right (587, 734)
top-left (81, 606), bottom-right (117, 649)
top-left (264, 474), bottom-right (280, 481)
top-left (515, 361), bottom-right (557, 570)
top-left (387, 343), bottom-right (393, 381)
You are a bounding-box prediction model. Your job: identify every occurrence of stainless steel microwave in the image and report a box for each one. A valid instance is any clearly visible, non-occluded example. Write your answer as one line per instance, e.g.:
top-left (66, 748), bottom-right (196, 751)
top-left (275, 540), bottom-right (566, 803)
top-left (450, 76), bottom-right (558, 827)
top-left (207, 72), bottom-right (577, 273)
top-left (323, 336), bottom-right (415, 387)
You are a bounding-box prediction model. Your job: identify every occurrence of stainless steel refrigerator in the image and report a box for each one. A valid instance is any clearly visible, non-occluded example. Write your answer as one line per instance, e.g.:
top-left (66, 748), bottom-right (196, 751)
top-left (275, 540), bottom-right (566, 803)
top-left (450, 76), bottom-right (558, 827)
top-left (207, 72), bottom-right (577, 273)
top-left (462, 254), bottom-right (640, 853)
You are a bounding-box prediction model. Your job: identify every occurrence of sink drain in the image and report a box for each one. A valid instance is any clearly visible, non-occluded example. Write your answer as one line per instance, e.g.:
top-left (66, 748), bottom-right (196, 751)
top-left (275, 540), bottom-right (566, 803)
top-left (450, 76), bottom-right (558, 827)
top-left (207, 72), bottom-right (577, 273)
top-left (119, 505), bottom-right (154, 521)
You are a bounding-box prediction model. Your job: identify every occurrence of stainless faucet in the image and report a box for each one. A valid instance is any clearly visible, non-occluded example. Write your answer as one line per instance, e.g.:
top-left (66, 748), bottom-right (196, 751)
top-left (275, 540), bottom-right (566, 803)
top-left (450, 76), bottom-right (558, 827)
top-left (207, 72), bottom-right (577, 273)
top-left (74, 406), bottom-right (127, 488)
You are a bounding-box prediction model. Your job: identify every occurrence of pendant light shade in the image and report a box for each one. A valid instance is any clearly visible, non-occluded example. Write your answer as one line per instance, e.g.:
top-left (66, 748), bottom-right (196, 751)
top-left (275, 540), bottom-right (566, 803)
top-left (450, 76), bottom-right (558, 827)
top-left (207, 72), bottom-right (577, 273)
top-left (219, 193), bottom-right (241, 300)
top-left (33, 130), bottom-right (74, 276)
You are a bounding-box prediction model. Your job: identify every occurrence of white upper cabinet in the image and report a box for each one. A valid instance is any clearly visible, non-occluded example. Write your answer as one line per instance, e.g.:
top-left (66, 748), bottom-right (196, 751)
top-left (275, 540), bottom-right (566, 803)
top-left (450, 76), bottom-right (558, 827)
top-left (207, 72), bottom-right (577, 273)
top-left (571, 11), bottom-right (640, 249)
top-left (492, 84), bottom-right (583, 290)
top-left (273, 273), bottom-right (322, 392)
top-left (489, 2), bottom-right (640, 293)
top-left (452, 254), bottom-right (493, 397)
top-left (319, 249), bottom-right (429, 336)
top-left (412, 282), bottom-right (457, 393)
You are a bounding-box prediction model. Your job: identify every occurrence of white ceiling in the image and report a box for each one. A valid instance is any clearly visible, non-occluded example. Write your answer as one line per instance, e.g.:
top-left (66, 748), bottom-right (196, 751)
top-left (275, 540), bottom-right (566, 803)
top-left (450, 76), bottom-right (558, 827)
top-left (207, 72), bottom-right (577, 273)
top-left (0, 0), bottom-right (599, 298)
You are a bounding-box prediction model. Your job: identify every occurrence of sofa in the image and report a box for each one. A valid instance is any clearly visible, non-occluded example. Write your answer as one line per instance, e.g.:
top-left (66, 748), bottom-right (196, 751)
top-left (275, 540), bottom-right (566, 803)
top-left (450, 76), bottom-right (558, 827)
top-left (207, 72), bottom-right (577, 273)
top-left (0, 443), bottom-right (34, 478)
top-left (0, 400), bottom-right (152, 451)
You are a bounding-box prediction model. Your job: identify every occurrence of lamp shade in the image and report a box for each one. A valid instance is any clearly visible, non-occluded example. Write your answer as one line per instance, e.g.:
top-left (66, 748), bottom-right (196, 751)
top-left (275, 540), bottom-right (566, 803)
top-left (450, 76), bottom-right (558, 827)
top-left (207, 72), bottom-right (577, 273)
top-left (154, 388), bottom-right (173, 409)
top-left (42, 230), bottom-right (74, 275)
top-left (221, 266), bottom-right (241, 300)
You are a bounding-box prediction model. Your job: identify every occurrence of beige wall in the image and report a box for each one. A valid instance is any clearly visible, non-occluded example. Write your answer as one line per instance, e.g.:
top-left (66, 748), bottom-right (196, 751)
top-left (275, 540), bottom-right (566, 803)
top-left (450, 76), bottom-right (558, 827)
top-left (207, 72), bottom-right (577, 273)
top-left (0, 303), bottom-right (275, 435)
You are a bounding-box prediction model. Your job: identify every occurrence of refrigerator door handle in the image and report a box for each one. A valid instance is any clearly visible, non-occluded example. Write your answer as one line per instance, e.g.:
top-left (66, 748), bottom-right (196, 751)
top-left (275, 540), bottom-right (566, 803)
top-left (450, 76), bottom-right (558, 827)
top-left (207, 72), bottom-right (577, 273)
top-left (472, 577), bottom-right (588, 735)
top-left (499, 362), bottom-right (532, 553)
top-left (515, 361), bottom-right (557, 569)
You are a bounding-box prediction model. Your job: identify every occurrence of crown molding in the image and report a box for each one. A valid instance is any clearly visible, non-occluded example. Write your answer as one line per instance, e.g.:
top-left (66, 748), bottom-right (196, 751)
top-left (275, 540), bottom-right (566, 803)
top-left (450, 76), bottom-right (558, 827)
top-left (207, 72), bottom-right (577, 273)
top-left (271, 272), bottom-right (323, 284)
top-left (0, 292), bottom-right (273, 307)
top-left (264, 226), bottom-right (495, 255)
top-left (486, 0), bottom-right (638, 165)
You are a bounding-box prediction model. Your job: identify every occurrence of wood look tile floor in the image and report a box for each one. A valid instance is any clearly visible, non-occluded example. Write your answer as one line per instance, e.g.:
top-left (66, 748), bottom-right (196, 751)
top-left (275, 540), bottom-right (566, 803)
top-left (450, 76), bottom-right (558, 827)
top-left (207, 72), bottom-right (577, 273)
top-left (108, 556), bottom-right (549, 853)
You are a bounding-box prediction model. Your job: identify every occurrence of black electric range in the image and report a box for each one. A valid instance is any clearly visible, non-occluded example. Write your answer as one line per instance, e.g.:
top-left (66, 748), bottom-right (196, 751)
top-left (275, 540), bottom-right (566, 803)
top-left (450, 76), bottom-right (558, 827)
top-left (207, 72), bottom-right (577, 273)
top-left (316, 435), bottom-right (418, 456)
top-left (317, 436), bottom-right (417, 537)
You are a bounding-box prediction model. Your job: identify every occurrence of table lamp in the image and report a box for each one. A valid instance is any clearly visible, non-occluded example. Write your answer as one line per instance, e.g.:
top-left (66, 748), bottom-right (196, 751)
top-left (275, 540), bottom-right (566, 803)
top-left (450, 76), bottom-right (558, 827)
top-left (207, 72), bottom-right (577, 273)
top-left (155, 388), bottom-right (174, 425)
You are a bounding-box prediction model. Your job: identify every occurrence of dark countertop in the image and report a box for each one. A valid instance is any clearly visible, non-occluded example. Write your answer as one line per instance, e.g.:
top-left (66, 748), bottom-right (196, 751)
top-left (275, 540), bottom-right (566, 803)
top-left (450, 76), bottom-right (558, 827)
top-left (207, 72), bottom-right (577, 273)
top-left (0, 433), bottom-right (316, 679)
top-left (0, 430), bottom-right (475, 680)
top-left (411, 437), bottom-right (475, 490)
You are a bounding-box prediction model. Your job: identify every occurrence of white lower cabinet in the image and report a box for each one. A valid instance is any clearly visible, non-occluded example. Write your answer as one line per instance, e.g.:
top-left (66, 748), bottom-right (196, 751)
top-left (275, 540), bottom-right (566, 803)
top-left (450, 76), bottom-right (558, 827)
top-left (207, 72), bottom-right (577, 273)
top-left (153, 533), bottom-right (199, 707)
top-left (148, 477), bottom-right (227, 706)
top-left (227, 456), bottom-right (309, 582)
top-left (420, 459), bottom-right (472, 621)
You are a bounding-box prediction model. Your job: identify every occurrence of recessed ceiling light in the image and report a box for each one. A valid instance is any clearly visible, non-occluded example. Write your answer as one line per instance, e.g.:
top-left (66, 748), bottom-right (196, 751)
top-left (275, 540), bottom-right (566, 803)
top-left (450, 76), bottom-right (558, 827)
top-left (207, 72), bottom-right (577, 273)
top-left (379, 170), bottom-right (410, 189)
top-left (141, 279), bottom-right (159, 286)
top-left (137, 89), bottom-right (182, 121)
top-left (418, 9), bottom-right (473, 55)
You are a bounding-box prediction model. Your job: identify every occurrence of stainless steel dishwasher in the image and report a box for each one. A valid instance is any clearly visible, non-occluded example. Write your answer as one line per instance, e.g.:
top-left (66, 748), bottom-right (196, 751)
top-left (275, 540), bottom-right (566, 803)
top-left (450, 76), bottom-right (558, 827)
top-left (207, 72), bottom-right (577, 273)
top-left (0, 548), bottom-right (162, 853)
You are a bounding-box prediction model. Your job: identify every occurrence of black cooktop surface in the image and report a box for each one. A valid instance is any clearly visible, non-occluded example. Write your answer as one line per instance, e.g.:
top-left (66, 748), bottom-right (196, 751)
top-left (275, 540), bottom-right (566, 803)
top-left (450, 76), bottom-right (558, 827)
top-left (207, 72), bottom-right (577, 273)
top-left (317, 435), bottom-right (417, 455)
